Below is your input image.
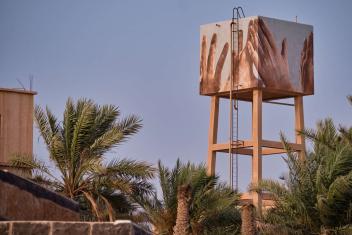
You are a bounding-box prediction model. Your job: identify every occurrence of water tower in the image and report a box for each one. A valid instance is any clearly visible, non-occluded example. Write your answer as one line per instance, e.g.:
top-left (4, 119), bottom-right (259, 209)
top-left (200, 8), bottom-right (313, 211)
top-left (0, 88), bottom-right (36, 176)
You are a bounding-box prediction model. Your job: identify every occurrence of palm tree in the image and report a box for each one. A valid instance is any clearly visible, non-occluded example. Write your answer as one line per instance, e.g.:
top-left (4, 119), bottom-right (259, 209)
top-left (253, 96), bottom-right (352, 234)
top-left (11, 98), bottom-right (155, 221)
top-left (139, 159), bottom-right (241, 235)
top-left (241, 204), bottom-right (257, 235)
top-left (173, 184), bottom-right (191, 235)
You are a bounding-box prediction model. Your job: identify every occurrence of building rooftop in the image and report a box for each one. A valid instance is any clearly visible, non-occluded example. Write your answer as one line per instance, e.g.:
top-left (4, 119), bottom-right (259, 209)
top-left (0, 88), bottom-right (37, 95)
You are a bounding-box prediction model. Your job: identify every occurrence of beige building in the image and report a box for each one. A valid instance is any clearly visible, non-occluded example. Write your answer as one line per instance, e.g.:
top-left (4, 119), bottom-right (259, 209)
top-left (0, 88), bottom-right (36, 173)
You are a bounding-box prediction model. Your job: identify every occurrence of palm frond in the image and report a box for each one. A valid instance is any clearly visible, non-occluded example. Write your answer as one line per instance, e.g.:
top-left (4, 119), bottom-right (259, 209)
top-left (82, 191), bottom-right (102, 221)
top-left (339, 125), bottom-right (352, 145)
top-left (10, 155), bottom-right (61, 183)
top-left (114, 115), bottom-right (142, 142)
top-left (70, 101), bottom-right (96, 163)
top-left (158, 160), bottom-right (171, 204)
top-left (62, 98), bottom-right (76, 162)
top-left (89, 104), bottom-right (119, 142)
top-left (250, 179), bottom-right (288, 200)
top-left (300, 119), bottom-right (339, 151)
top-left (105, 158), bottom-right (155, 180)
top-left (89, 128), bottom-right (124, 156)
top-left (328, 146), bottom-right (352, 181)
top-left (319, 172), bottom-right (352, 226)
top-left (100, 194), bottom-right (115, 221)
top-left (46, 106), bottom-right (59, 135)
top-left (34, 105), bottom-right (52, 147)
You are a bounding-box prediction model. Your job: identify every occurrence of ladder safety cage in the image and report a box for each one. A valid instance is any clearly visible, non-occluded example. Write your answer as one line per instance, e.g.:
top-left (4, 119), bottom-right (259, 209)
top-left (229, 7), bottom-right (245, 191)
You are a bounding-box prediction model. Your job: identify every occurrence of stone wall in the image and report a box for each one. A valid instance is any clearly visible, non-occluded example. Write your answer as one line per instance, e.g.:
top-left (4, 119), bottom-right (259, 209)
top-left (0, 220), bottom-right (151, 235)
top-left (0, 170), bottom-right (79, 221)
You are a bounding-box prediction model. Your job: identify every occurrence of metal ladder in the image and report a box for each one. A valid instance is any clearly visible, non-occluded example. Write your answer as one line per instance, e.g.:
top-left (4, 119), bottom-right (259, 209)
top-left (229, 7), bottom-right (245, 191)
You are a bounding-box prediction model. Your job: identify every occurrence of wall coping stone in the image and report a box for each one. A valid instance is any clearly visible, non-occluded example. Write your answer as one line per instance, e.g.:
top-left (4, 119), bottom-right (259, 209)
top-left (0, 220), bottom-right (151, 235)
top-left (0, 170), bottom-right (79, 212)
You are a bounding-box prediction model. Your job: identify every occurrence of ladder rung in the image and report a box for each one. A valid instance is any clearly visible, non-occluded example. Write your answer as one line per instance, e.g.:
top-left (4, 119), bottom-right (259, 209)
top-left (231, 140), bottom-right (244, 147)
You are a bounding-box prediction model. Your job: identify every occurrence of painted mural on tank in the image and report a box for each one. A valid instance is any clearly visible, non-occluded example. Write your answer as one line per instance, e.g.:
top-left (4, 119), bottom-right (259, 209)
top-left (199, 16), bottom-right (314, 96)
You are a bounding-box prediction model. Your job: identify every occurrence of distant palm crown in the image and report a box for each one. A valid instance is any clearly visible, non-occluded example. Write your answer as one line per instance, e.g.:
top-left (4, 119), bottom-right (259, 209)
top-left (254, 96), bottom-right (352, 234)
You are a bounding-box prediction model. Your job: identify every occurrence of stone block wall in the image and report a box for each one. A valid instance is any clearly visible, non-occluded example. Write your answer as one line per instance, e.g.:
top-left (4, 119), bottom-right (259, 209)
top-left (0, 221), bottom-right (151, 235)
top-left (0, 170), bottom-right (79, 221)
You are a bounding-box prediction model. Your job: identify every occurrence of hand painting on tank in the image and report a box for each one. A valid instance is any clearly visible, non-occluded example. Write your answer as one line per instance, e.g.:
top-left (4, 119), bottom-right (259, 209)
top-left (200, 34), bottom-right (229, 94)
top-left (199, 16), bottom-right (314, 96)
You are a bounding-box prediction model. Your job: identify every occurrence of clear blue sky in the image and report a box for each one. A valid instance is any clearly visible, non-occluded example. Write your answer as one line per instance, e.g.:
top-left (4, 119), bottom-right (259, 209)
top-left (1, 0), bottom-right (351, 191)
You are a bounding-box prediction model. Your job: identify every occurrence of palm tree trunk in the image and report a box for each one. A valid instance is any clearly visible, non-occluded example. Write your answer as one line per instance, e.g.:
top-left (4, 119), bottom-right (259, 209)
top-left (173, 184), bottom-right (191, 235)
top-left (241, 204), bottom-right (257, 235)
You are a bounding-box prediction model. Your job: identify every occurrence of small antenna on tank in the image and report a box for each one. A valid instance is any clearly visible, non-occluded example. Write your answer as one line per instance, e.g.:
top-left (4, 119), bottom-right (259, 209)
top-left (16, 78), bottom-right (26, 90)
top-left (29, 74), bottom-right (34, 91)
